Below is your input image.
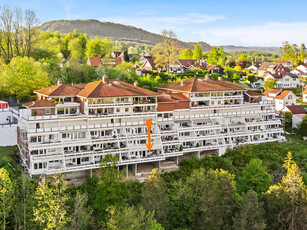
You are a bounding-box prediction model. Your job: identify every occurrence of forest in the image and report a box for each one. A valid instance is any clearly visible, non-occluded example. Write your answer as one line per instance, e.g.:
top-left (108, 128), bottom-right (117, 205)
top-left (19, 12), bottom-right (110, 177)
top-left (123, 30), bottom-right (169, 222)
top-left (0, 135), bottom-right (306, 229)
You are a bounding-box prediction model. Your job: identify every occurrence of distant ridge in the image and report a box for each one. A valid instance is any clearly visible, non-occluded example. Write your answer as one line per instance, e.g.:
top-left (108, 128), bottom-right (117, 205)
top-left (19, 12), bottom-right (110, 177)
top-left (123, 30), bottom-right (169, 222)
top-left (40, 19), bottom-right (280, 53)
top-left (39, 19), bottom-right (211, 51)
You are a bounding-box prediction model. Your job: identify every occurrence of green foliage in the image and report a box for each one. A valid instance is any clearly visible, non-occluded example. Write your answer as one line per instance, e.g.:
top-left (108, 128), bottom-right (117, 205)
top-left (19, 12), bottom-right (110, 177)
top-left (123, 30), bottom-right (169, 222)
top-left (263, 78), bottom-right (277, 90)
top-left (207, 46), bottom-right (226, 66)
top-left (194, 169), bottom-right (238, 229)
top-left (233, 190), bottom-right (266, 230)
top-left (94, 154), bottom-right (129, 223)
top-left (238, 53), bottom-right (248, 61)
top-left (192, 44), bottom-right (202, 59)
top-left (300, 115), bottom-right (307, 136)
top-left (33, 174), bottom-right (70, 230)
top-left (281, 41), bottom-right (306, 66)
top-left (0, 56), bottom-right (52, 101)
top-left (237, 158), bottom-right (273, 194)
top-left (142, 168), bottom-right (169, 224)
top-left (123, 50), bottom-right (129, 62)
top-left (0, 168), bottom-right (15, 229)
top-left (285, 112), bottom-right (293, 131)
top-left (104, 206), bottom-right (164, 230)
top-left (179, 48), bottom-right (193, 59)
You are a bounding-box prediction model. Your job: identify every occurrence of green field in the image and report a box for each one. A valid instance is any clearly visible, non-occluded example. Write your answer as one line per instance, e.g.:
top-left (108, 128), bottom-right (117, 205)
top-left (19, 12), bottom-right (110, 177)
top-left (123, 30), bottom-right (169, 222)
top-left (0, 145), bottom-right (19, 162)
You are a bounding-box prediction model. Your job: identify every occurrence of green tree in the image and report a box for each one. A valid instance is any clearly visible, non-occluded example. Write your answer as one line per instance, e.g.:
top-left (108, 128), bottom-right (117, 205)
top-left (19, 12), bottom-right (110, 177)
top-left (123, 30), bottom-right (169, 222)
top-left (142, 168), bottom-right (169, 223)
top-left (233, 190), bottom-right (266, 230)
top-left (68, 37), bottom-right (86, 62)
top-left (33, 174), bottom-right (70, 230)
top-left (69, 191), bottom-right (93, 230)
top-left (152, 30), bottom-right (179, 72)
top-left (195, 169), bottom-right (238, 229)
top-left (192, 44), bottom-right (202, 59)
top-left (300, 115), bottom-right (307, 136)
top-left (299, 43), bottom-right (306, 63)
top-left (238, 158), bottom-right (273, 194)
top-left (179, 48), bottom-right (193, 59)
top-left (266, 152), bottom-right (307, 230)
top-left (0, 168), bottom-right (15, 230)
top-left (207, 46), bottom-right (226, 66)
top-left (285, 112), bottom-right (293, 131)
top-left (263, 78), bottom-right (277, 90)
top-left (123, 49), bottom-right (129, 62)
top-left (85, 37), bottom-right (104, 57)
top-left (94, 154), bottom-right (128, 223)
top-left (238, 53), bottom-right (248, 61)
top-left (0, 56), bottom-right (51, 101)
top-left (104, 206), bottom-right (164, 230)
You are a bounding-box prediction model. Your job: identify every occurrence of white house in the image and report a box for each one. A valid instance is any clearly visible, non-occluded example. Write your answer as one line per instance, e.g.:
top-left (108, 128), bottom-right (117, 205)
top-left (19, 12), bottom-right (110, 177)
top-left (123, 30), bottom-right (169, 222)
top-left (281, 105), bottom-right (306, 128)
top-left (275, 60), bottom-right (293, 69)
top-left (263, 73), bottom-right (300, 88)
top-left (0, 103), bottom-right (18, 146)
top-left (245, 65), bottom-right (258, 74)
top-left (263, 89), bottom-right (298, 111)
top-left (296, 65), bottom-right (307, 74)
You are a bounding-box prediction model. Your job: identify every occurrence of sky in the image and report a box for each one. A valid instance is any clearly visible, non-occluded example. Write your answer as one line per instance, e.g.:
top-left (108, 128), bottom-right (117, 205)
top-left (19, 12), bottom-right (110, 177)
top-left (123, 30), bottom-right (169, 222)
top-left (1, 0), bottom-right (307, 47)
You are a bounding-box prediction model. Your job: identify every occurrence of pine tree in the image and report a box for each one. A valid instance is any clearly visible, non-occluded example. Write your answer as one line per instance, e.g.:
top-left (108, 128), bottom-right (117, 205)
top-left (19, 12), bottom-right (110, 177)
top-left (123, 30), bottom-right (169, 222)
top-left (233, 190), bottom-right (266, 230)
top-left (195, 169), bottom-right (238, 229)
top-left (266, 152), bottom-right (307, 230)
top-left (192, 44), bottom-right (202, 59)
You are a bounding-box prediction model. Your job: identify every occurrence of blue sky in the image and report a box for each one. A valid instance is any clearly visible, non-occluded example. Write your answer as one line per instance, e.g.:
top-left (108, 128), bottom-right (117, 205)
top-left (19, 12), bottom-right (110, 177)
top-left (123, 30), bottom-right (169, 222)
top-left (2, 0), bottom-right (307, 46)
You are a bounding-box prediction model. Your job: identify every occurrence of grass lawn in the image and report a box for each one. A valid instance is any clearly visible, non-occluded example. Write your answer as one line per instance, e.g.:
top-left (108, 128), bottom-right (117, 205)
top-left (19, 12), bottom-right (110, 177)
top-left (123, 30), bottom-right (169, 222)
top-left (0, 145), bottom-right (19, 162)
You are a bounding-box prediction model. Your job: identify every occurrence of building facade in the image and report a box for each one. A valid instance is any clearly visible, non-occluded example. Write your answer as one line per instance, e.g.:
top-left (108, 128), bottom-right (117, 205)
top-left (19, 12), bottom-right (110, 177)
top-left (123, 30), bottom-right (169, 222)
top-left (17, 77), bottom-right (285, 178)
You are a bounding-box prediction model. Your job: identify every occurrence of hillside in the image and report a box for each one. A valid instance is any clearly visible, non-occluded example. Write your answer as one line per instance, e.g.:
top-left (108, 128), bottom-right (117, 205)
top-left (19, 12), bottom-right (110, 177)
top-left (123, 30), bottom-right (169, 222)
top-left (40, 19), bottom-right (211, 51)
top-left (221, 45), bottom-right (280, 53)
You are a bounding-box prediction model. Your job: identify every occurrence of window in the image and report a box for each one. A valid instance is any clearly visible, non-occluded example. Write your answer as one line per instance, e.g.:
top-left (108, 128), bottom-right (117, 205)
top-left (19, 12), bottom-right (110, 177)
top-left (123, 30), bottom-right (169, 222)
top-left (288, 95), bottom-right (292, 99)
top-left (45, 109), bottom-right (51, 114)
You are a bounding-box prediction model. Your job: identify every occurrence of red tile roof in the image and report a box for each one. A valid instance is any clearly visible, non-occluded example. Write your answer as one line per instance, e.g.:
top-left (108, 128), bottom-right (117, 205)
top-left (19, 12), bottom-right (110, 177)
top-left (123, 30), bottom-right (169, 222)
top-left (284, 105), bottom-right (306, 114)
top-left (35, 84), bottom-right (86, 97)
top-left (77, 79), bottom-right (159, 98)
top-left (170, 93), bottom-right (190, 101)
top-left (88, 57), bottom-right (102, 67)
top-left (178, 59), bottom-right (198, 67)
top-left (156, 77), bottom-right (246, 93)
top-left (245, 90), bottom-right (263, 97)
top-left (23, 100), bottom-right (54, 108)
top-left (157, 96), bottom-right (177, 103)
top-left (263, 89), bottom-right (293, 99)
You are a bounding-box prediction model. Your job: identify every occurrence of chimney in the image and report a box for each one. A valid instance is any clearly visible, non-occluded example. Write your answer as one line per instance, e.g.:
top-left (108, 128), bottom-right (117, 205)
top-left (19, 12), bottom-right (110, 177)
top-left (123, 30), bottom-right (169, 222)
top-left (102, 75), bottom-right (107, 83)
top-left (134, 81), bottom-right (138, 87)
top-left (218, 76), bottom-right (222, 81)
top-left (180, 79), bottom-right (184, 86)
top-left (205, 74), bottom-right (210, 80)
top-left (57, 79), bottom-right (62, 85)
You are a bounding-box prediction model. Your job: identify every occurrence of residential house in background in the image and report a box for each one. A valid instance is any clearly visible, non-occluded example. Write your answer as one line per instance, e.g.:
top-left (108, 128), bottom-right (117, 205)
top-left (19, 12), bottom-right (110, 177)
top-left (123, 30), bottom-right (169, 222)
top-left (243, 91), bottom-right (264, 103)
top-left (245, 65), bottom-right (258, 74)
top-left (0, 101), bottom-right (18, 146)
top-left (263, 89), bottom-right (298, 111)
top-left (258, 63), bottom-right (289, 77)
top-left (139, 55), bottom-right (152, 63)
top-left (168, 59), bottom-right (206, 74)
top-left (290, 69), bottom-right (306, 77)
top-left (275, 60), bottom-right (293, 69)
top-left (280, 105), bottom-right (306, 128)
top-left (207, 65), bottom-right (224, 75)
top-left (263, 73), bottom-right (300, 88)
top-left (111, 51), bottom-right (122, 58)
top-left (87, 57), bottom-right (122, 67)
top-left (136, 57), bottom-right (158, 76)
top-left (295, 65), bottom-right (307, 75)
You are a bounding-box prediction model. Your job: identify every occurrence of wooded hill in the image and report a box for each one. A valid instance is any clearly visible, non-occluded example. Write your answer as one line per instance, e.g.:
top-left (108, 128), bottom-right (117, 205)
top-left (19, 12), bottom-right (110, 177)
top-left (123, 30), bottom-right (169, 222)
top-left (39, 19), bottom-right (211, 51)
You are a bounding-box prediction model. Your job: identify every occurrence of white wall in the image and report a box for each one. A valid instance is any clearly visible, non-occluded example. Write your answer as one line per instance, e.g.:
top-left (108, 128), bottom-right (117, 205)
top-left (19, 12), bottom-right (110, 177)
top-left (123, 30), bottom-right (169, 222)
top-left (303, 93), bottom-right (307, 103)
top-left (0, 125), bottom-right (17, 146)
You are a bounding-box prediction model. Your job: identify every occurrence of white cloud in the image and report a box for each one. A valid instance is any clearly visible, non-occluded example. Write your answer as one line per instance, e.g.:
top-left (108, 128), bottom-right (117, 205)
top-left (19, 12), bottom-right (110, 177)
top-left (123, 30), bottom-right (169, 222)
top-left (191, 22), bottom-right (307, 46)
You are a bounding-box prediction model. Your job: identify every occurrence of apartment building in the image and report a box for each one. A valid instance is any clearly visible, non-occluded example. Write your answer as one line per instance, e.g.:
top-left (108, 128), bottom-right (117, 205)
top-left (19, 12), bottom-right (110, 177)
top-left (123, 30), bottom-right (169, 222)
top-left (17, 76), bottom-right (285, 178)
